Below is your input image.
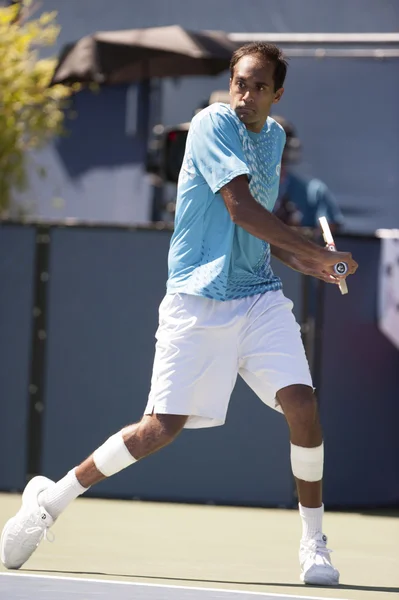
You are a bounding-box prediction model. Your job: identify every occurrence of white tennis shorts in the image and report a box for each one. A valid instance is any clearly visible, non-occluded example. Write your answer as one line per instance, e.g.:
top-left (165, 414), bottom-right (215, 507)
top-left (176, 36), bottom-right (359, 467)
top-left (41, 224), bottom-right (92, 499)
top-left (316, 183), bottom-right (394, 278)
top-left (144, 290), bottom-right (313, 428)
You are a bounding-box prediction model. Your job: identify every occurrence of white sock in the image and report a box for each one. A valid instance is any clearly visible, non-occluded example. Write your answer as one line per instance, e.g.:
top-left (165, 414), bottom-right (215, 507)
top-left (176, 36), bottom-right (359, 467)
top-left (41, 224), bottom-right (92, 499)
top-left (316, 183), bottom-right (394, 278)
top-left (38, 469), bottom-right (88, 519)
top-left (299, 503), bottom-right (324, 540)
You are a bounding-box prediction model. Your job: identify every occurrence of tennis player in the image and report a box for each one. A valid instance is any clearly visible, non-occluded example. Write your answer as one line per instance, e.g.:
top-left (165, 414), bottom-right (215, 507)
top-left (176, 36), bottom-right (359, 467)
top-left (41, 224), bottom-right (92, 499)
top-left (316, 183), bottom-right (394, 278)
top-left (1, 42), bottom-right (357, 585)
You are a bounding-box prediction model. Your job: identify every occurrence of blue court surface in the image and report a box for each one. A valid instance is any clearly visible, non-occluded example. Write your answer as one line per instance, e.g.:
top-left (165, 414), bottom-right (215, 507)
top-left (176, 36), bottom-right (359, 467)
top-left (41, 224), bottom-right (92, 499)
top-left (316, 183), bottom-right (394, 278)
top-left (0, 573), bottom-right (348, 600)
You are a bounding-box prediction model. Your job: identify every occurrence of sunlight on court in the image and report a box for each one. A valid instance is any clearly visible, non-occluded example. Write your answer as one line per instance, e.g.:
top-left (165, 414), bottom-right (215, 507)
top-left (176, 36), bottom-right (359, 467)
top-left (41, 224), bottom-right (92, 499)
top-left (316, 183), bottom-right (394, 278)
top-left (0, 495), bottom-right (397, 600)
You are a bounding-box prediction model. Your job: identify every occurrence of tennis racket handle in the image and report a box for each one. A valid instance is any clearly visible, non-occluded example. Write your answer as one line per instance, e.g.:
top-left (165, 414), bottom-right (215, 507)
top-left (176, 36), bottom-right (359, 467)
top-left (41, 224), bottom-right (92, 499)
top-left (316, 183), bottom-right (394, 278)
top-left (338, 278), bottom-right (348, 295)
top-left (319, 216), bottom-right (349, 295)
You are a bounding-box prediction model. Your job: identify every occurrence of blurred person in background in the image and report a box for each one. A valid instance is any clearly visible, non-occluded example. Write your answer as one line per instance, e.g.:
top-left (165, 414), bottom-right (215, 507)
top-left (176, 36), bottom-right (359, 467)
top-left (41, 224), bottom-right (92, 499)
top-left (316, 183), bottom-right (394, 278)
top-left (273, 115), bottom-right (344, 233)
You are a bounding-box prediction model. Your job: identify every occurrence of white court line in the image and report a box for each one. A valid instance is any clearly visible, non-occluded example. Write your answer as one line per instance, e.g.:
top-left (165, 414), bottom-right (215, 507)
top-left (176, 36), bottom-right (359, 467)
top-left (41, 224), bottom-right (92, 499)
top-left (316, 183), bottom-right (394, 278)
top-left (0, 572), bottom-right (348, 600)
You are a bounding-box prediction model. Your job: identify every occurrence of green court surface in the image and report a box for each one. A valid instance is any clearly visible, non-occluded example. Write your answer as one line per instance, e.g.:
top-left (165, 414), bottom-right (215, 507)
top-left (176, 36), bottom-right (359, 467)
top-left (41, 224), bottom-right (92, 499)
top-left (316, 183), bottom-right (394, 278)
top-left (0, 494), bottom-right (398, 600)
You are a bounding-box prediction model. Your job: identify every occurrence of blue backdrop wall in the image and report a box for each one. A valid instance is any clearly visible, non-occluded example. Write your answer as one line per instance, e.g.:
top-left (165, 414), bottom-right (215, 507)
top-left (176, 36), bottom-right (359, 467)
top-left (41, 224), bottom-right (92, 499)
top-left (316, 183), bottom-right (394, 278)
top-left (1, 224), bottom-right (398, 507)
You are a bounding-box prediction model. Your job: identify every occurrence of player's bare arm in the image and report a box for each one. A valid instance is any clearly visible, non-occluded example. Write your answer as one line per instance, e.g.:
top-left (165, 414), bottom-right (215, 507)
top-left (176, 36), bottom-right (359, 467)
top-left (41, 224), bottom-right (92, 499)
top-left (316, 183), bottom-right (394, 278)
top-left (220, 175), bottom-right (358, 279)
top-left (270, 245), bottom-right (341, 284)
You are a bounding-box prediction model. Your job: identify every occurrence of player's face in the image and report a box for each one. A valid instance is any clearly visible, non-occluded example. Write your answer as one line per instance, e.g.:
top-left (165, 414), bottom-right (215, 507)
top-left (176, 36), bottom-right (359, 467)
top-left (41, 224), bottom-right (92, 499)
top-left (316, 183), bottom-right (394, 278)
top-left (230, 54), bottom-right (284, 133)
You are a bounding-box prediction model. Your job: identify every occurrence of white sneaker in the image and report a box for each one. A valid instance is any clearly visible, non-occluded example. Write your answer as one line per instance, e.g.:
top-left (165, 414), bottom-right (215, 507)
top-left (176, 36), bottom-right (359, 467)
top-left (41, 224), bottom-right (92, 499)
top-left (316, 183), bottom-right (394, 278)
top-left (299, 533), bottom-right (340, 586)
top-left (1, 476), bottom-right (55, 570)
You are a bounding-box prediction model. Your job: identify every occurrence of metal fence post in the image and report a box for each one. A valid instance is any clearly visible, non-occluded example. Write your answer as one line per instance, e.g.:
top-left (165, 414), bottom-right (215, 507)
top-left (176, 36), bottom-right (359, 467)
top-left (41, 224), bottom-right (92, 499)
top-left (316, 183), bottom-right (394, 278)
top-left (26, 225), bottom-right (51, 481)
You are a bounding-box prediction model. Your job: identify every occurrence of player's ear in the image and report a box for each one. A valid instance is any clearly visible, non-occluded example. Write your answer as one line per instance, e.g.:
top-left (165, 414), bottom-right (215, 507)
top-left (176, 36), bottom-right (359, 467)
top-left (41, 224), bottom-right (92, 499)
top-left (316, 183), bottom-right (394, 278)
top-left (273, 87), bottom-right (284, 104)
top-left (229, 78), bottom-right (233, 94)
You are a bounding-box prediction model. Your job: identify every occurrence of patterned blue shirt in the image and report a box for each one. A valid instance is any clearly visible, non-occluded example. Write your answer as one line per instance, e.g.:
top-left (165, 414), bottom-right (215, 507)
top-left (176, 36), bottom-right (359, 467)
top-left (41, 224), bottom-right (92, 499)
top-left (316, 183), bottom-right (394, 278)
top-left (167, 103), bottom-right (286, 301)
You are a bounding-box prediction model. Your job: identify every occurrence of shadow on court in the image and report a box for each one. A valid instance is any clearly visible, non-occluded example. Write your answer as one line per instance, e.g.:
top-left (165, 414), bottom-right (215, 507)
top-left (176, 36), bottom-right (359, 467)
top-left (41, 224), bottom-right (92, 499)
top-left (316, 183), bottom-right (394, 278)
top-left (358, 510), bottom-right (399, 519)
top-left (25, 569), bottom-right (399, 595)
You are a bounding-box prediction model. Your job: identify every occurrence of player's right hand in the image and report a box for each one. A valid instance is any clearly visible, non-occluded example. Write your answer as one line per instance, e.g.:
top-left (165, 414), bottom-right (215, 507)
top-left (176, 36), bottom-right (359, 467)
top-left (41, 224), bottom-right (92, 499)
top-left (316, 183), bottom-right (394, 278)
top-left (320, 248), bottom-right (358, 278)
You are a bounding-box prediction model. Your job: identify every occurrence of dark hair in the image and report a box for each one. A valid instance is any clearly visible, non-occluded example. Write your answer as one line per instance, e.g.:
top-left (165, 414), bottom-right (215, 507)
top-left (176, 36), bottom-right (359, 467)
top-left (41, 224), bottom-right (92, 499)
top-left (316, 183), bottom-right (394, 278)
top-left (230, 42), bottom-right (288, 91)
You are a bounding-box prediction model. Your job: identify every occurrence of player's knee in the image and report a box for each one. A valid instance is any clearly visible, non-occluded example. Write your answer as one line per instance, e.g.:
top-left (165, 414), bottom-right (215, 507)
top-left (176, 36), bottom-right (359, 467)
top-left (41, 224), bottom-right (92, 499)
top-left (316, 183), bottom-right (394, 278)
top-left (139, 413), bottom-right (187, 447)
top-left (120, 414), bottom-right (187, 461)
top-left (157, 414), bottom-right (187, 440)
top-left (277, 384), bottom-right (319, 432)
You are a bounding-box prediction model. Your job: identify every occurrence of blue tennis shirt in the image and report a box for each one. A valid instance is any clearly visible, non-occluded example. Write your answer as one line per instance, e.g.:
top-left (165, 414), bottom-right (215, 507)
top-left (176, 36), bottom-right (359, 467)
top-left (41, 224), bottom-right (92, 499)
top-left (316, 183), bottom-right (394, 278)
top-left (167, 103), bottom-right (286, 301)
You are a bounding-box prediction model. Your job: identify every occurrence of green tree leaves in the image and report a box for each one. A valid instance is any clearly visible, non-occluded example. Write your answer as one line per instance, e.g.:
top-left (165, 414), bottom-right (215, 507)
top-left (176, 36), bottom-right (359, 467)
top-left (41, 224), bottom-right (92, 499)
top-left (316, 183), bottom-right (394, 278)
top-left (0, 1), bottom-right (75, 215)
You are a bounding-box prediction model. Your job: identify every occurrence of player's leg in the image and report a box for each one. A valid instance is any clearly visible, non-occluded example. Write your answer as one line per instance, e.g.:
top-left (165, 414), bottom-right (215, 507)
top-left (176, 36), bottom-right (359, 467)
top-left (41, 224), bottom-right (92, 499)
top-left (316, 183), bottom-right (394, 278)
top-left (275, 384), bottom-right (337, 585)
top-left (0, 413), bottom-right (188, 572)
top-left (276, 384), bottom-right (322, 510)
top-left (75, 413), bottom-right (188, 489)
top-left (1, 293), bottom-right (238, 570)
top-left (42, 412), bottom-right (189, 510)
top-left (238, 289), bottom-right (339, 586)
